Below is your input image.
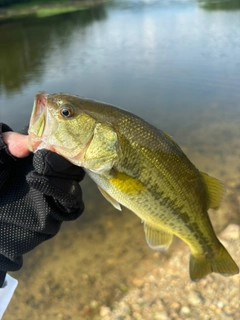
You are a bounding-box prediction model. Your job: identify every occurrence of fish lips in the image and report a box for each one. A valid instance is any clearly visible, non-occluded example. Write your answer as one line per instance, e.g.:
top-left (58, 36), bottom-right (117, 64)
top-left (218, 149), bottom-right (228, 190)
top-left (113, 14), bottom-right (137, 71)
top-left (28, 91), bottom-right (49, 151)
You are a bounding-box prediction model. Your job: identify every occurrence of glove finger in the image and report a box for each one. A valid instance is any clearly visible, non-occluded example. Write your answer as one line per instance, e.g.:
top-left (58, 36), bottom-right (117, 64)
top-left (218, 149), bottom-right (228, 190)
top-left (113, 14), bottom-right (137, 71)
top-left (26, 171), bottom-right (84, 212)
top-left (0, 271), bottom-right (6, 287)
top-left (33, 149), bottom-right (85, 181)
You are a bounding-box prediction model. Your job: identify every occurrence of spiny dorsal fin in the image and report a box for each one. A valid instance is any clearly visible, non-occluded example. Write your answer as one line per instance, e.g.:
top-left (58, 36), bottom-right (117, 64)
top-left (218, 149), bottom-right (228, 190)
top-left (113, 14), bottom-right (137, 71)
top-left (200, 172), bottom-right (225, 210)
top-left (97, 186), bottom-right (122, 211)
top-left (144, 222), bottom-right (173, 251)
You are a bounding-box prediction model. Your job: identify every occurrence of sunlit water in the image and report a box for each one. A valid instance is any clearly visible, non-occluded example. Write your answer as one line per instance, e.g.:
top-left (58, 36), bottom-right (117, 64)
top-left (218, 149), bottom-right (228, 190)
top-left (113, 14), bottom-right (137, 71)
top-left (0, 0), bottom-right (240, 319)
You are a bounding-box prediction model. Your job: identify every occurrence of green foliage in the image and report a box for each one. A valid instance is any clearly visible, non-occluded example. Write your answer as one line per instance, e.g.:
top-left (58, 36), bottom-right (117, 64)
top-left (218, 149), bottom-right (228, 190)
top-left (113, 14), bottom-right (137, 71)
top-left (0, 0), bottom-right (68, 8)
top-left (36, 6), bottom-right (85, 18)
top-left (0, 0), bottom-right (31, 8)
top-left (199, 0), bottom-right (240, 10)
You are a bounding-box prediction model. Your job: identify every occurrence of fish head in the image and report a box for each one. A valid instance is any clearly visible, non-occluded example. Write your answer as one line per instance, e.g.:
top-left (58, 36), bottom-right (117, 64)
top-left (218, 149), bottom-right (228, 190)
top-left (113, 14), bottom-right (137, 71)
top-left (28, 92), bottom-right (97, 166)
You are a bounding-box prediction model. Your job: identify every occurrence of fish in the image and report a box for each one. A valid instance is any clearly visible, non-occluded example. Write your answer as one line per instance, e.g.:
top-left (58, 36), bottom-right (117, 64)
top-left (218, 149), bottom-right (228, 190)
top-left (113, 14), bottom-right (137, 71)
top-left (28, 91), bottom-right (239, 281)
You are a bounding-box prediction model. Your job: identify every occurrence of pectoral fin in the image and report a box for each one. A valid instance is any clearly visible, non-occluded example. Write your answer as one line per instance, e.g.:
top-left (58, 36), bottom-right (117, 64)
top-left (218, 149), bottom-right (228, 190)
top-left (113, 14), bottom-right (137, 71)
top-left (97, 186), bottom-right (122, 211)
top-left (144, 223), bottom-right (173, 251)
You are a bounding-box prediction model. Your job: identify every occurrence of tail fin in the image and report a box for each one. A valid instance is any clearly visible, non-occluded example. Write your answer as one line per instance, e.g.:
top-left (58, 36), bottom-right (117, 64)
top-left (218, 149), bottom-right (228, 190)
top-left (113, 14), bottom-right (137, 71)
top-left (190, 244), bottom-right (239, 282)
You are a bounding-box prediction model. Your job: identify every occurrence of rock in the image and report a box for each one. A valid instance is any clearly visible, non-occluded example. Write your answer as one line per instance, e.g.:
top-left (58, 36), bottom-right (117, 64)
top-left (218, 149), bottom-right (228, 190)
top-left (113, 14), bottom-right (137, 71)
top-left (219, 224), bottom-right (240, 240)
top-left (99, 306), bottom-right (111, 317)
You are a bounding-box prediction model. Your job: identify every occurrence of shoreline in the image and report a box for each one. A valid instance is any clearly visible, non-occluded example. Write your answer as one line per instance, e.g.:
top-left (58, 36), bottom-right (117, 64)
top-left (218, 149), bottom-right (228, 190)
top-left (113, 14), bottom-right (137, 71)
top-left (0, 0), bottom-right (109, 21)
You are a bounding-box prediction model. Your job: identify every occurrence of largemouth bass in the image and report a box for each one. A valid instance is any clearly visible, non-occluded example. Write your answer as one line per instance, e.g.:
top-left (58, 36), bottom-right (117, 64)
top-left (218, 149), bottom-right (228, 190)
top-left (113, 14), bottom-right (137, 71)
top-left (28, 92), bottom-right (239, 281)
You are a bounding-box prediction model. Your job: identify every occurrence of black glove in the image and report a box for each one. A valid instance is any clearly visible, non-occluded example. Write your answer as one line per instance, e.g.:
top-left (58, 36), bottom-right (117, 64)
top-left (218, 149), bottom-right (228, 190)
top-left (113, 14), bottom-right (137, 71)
top-left (0, 123), bottom-right (85, 287)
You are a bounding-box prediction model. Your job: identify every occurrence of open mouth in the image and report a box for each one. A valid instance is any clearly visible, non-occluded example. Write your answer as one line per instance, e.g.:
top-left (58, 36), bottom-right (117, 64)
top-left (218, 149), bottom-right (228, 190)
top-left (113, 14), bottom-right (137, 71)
top-left (28, 92), bottom-right (49, 151)
top-left (29, 92), bottom-right (49, 138)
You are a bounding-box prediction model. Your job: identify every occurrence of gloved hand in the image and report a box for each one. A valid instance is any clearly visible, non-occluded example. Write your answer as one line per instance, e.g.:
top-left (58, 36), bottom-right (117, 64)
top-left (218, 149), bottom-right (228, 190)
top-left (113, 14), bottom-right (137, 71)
top-left (0, 123), bottom-right (85, 287)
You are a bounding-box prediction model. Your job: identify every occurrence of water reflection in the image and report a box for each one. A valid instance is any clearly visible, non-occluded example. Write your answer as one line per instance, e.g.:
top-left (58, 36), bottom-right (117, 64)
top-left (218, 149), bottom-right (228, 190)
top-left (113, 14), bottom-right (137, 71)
top-left (1, 0), bottom-right (240, 132)
top-left (0, 6), bottom-right (107, 95)
top-left (114, 0), bottom-right (240, 10)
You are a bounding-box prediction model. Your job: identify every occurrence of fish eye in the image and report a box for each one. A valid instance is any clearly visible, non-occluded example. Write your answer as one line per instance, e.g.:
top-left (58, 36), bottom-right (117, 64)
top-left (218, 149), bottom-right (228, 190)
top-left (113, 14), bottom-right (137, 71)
top-left (60, 105), bottom-right (74, 118)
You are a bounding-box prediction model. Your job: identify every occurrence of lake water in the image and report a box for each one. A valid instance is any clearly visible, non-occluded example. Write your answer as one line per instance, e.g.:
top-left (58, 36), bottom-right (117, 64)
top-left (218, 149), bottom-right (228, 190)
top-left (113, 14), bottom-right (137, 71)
top-left (0, 0), bottom-right (240, 319)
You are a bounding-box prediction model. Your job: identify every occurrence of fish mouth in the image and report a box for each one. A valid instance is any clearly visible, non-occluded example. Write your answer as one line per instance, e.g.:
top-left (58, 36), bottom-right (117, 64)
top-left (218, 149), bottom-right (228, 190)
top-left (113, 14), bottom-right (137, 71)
top-left (28, 92), bottom-right (49, 151)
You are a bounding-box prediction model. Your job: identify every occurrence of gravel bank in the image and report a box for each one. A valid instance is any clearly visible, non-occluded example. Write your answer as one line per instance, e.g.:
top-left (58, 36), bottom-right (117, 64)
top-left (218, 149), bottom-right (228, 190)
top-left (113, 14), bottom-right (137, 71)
top-left (99, 224), bottom-right (240, 320)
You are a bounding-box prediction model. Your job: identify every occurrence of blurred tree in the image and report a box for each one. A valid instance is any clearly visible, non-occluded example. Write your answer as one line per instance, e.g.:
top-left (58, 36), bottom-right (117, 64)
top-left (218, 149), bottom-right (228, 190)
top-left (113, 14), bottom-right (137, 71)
top-left (198, 0), bottom-right (240, 10)
top-left (0, 5), bottom-right (107, 94)
top-left (0, 0), bottom-right (32, 8)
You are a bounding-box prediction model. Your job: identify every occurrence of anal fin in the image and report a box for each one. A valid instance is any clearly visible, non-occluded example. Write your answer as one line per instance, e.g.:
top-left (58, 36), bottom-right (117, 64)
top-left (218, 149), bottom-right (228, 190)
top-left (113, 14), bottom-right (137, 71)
top-left (144, 222), bottom-right (173, 251)
top-left (97, 186), bottom-right (122, 211)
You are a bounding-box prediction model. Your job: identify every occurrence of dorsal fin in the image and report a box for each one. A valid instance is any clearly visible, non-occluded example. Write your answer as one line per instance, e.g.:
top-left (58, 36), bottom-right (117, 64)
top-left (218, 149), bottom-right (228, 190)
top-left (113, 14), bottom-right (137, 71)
top-left (200, 172), bottom-right (225, 210)
top-left (163, 131), bottom-right (182, 151)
